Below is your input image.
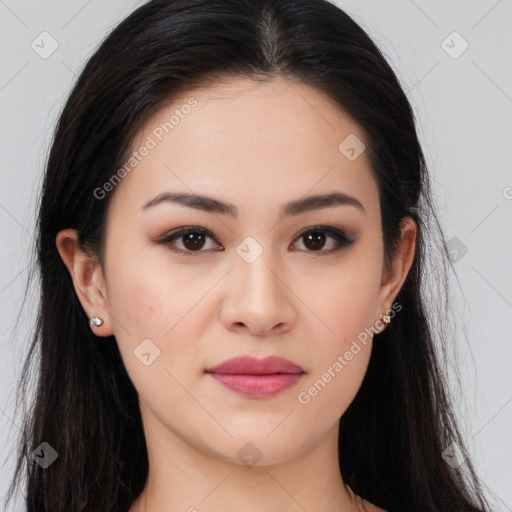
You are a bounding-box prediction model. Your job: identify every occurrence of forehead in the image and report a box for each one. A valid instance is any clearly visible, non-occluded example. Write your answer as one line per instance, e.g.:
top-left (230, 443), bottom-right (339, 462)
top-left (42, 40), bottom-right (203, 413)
top-left (110, 77), bottom-right (378, 219)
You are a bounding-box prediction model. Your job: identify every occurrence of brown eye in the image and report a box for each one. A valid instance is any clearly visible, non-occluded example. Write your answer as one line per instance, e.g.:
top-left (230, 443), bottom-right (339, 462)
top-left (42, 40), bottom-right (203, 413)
top-left (181, 231), bottom-right (207, 251)
top-left (157, 227), bottom-right (222, 256)
top-left (292, 227), bottom-right (355, 254)
top-left (157, 225), bottom-right (355, 257)
top-left (303, 231), bottom-right (327, 251)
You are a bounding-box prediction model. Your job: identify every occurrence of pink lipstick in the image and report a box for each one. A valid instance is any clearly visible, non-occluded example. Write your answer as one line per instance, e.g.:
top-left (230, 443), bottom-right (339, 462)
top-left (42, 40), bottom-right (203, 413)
top-left (206, 355), bottom-right (305, 398)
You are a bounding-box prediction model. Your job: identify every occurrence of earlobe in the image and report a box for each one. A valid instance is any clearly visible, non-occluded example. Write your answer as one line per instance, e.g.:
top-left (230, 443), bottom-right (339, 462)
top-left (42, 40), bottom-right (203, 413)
top-left (55, 228), bottom-right (113, 337)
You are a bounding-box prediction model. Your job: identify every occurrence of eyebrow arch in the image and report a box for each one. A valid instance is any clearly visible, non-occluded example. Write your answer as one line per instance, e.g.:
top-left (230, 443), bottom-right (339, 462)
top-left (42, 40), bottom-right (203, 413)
top-left (141, 191), bottom-right (365, 217)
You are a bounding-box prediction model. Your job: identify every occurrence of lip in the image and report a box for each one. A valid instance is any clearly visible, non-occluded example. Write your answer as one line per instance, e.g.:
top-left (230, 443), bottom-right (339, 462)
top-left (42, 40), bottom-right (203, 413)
top-left (206, 356), bottom-right (305, 398)
top-left (206, 355), bottom-right (305, 375)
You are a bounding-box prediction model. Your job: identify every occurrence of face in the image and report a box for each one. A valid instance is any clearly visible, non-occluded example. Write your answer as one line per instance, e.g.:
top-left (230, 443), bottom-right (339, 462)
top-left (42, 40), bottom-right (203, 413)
top-left (77, 77), bottom-right (413, 466)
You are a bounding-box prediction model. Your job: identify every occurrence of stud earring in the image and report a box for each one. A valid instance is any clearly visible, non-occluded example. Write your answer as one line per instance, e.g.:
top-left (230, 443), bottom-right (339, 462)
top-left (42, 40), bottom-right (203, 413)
top-left (381, 314), bottom-right (391, 324)
top-left (89, 316), bottom-right (104, 328)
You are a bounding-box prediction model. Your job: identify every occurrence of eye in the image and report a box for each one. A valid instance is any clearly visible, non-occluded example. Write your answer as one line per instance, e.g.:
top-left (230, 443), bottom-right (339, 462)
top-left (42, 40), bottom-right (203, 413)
top-left (290, 226), bottom-right (355, 254)
top-left (156, 226), bottom-right (222, 256)
top-left (156, 225), bottom-right (355, 256)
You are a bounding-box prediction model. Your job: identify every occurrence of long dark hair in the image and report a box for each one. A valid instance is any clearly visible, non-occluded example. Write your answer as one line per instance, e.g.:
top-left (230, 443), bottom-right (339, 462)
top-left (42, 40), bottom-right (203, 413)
top-left (5, 0), bottom-right (493, 510)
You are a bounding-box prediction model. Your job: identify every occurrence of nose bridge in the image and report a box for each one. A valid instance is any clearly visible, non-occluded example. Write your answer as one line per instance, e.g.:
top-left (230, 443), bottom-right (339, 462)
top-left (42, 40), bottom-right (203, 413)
top-left (233, 234), bottom-right (281, 299)
top-left (220, 234), bottom-right (294, 333)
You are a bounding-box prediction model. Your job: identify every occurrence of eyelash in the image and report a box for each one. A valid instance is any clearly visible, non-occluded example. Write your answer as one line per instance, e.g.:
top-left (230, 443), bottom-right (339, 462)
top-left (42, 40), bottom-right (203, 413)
top-left (156, 225), bottom-right (355, 257)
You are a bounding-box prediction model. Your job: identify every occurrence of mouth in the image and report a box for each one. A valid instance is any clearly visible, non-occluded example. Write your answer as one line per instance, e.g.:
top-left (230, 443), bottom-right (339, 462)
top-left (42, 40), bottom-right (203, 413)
top-left (205, 355), bottom-right (305, 398)
top-left (206, 355), bottom-right (305, 374)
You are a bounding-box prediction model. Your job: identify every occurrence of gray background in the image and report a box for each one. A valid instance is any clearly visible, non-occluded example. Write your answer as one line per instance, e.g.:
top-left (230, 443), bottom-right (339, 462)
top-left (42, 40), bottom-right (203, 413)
top-left (1, 0), bottom-right (511, 510)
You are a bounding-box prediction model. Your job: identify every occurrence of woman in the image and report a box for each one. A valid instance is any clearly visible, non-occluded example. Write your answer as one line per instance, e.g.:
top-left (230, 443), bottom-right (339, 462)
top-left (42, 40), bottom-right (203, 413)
top-left (6, 0), bottom-right (493, 510)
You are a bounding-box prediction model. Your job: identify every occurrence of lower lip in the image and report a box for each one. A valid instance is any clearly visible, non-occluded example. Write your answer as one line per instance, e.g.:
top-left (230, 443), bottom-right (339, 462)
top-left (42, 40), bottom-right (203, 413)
top-left (208, 372), bottom-right (304, 398)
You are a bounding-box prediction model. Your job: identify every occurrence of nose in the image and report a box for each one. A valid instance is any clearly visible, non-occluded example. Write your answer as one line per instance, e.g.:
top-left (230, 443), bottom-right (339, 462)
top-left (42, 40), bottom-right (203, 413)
top-left (219, 246), bottom-right (297, 337)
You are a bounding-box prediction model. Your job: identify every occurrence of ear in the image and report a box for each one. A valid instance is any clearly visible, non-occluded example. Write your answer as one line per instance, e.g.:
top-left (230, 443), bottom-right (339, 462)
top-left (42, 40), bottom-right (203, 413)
top-left (55, 228), bottom-right (114, 337)
top-left (376, 216), bottom-right (417, 328)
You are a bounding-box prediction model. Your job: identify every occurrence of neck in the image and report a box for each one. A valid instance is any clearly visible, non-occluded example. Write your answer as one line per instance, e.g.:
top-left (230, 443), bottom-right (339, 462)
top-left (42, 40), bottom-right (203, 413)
top-left (130, 407), bottom-right (359, 512)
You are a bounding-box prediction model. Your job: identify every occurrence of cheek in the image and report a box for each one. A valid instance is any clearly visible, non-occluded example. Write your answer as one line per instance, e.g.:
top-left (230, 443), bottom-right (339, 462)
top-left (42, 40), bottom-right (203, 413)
top-left (104, 254), bottom-right (209, 386)
top-left (297, 346), bottom-right (372, 433)
top-left (293, 255), bottom-right (381, 416)
top-left (296, 321), bottom-right (374, 424)
top-left (106, 248), bottom-right (205, 338)
top-left (306, 257), bottom-right (382, 353)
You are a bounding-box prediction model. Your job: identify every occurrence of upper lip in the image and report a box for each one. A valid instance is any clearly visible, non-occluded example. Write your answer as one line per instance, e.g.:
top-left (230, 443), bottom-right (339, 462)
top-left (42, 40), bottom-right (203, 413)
top-left (206, 355), bottom-right (305, 375)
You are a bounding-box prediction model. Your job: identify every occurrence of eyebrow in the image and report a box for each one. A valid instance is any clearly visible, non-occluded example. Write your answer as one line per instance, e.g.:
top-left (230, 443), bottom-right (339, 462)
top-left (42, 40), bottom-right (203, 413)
top-left (141, 190), bottom-right (365, 217)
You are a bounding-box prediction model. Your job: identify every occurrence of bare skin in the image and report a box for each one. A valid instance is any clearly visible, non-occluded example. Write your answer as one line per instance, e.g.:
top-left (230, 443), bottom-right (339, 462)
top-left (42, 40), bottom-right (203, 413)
top-left (57, 77), bottom-right (415, 512)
